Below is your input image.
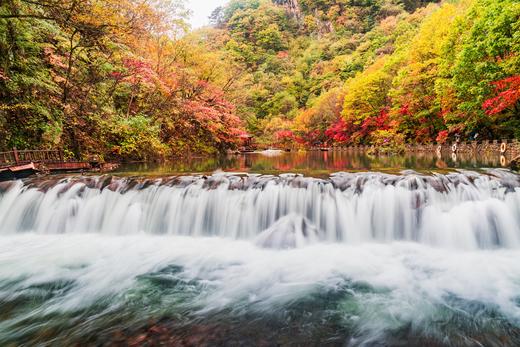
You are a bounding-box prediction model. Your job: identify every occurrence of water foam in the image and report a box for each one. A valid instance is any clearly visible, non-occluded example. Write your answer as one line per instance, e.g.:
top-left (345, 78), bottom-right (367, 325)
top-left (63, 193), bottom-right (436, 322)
top-left (1, 170), bottom-right (519, 249)
top-left (1, 170), bottom-right (520, 345)
top-left (1, 235), bottom-right (520, 345)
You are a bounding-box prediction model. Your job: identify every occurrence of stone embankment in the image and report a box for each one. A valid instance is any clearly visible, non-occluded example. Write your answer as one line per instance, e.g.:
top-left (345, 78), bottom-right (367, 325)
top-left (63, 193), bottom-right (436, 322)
top-left (329, 139), bottom-right (520, 159)
top-left (407, 139), bottom-right (520, 159)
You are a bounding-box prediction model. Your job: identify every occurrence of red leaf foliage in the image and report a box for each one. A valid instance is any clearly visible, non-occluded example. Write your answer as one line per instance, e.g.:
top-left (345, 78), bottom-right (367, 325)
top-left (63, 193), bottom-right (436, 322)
top-left (325, 118), bottom-right (351, 143)
top-left (275, 130), bottom-right (294, 140)
top-left (482, 76), bottom-right (520, 115)
top-left (120, 58), bottom-right (171, 93)
top-left (182, 83), bottom-right (245, 147)
top-left (435, 130), bottom-right (449, 144)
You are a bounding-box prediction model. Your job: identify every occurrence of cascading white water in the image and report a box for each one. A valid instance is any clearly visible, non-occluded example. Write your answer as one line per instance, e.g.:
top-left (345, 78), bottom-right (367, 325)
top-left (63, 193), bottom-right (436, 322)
top-left (2, 170), bottom-right (520, 346)
top-left (1, 170), bottom-right (519, 249)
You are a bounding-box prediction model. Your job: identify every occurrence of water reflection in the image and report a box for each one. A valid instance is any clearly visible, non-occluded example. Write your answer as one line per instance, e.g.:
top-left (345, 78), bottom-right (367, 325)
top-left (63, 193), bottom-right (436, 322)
top-left (116, 150), bottom-right (510, 176)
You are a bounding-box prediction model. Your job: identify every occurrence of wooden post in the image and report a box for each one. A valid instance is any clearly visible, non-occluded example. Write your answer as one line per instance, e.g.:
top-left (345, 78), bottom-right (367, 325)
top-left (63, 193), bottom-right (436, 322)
top-left (13, 147), bottom-right (19, 164)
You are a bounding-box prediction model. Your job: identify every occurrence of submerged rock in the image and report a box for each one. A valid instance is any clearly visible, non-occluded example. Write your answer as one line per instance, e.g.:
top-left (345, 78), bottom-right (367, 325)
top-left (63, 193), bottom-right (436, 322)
top-left (255, 214), bottom-right (321, 249)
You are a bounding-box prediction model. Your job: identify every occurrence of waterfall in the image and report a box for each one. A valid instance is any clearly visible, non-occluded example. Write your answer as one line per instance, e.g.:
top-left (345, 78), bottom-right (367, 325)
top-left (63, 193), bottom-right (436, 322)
top-left (1, 170), bottom-right (519, 249)
top-left (2, 170), bottom-right (520, 347)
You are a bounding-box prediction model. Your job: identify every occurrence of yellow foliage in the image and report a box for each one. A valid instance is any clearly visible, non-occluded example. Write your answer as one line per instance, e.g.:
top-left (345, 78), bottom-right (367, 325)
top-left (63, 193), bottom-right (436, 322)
top-left (342, 55), bottom-right (403, 123)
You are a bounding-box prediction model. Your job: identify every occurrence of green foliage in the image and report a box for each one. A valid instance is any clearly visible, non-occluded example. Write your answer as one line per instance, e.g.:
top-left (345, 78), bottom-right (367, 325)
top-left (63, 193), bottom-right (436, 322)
top-left (0, 0), bottom-right (245, 160)
top-left (214, 0), bottom-right (450, 145)
top-left (1, 0), bottom-right (518, 159)
top-left (213, 0), bottom-right (519, 146)
top-left (445, 0), bottom-right (520, 137)
top-left (108, 115), bottom-right (168, 161)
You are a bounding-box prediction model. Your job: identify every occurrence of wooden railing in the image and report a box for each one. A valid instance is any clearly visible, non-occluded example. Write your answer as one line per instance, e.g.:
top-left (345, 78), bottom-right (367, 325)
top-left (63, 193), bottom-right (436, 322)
top-left (0, 149), bottom-right (64, 166)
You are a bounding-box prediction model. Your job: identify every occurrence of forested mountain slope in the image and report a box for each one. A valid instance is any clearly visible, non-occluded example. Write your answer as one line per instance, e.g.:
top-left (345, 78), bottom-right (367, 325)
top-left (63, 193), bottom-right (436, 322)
top-left (208, 0), bottom-right (519, 150)
top-left (0, 0), bottom-right (518, 159)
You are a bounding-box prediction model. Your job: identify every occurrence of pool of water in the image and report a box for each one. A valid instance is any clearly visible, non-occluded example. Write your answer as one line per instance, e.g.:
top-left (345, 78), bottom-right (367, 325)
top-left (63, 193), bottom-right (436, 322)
top-left (115, 150), bottom-right (510, 177)
top-left (3, 234), bottom-right (520, 346)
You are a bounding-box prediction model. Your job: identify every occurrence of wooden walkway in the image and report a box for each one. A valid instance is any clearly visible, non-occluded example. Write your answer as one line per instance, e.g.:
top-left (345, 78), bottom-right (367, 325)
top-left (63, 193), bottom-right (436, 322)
top-left (0, 148), bottom-right (92, 180)
top-left (0, 149), bottom-right (64, 166)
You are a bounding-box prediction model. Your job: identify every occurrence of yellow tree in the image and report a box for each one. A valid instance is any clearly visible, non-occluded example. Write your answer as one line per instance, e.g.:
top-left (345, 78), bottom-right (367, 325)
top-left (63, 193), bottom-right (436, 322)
top-left (388, 2), bottom-right (469, 142)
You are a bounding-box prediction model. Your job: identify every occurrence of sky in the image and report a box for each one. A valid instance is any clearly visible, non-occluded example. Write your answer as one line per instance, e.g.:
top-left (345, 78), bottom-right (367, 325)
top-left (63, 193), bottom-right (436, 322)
top-left (187, 0), bottom-right (229, 29)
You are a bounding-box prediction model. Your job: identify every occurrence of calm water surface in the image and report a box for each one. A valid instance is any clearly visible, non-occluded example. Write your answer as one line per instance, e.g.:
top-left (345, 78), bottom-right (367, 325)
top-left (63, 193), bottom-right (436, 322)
top-left (115, 150), bottom-right (509, 176)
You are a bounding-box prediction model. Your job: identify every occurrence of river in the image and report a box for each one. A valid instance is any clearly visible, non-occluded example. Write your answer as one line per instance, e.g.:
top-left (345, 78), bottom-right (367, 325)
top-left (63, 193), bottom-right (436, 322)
top-left (0, 151), bottom-right (519, 346)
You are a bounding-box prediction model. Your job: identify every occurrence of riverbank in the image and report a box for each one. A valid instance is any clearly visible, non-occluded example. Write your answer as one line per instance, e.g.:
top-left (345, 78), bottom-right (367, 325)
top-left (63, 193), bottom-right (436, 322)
top-left (314, 139), bottom-right (520, 161)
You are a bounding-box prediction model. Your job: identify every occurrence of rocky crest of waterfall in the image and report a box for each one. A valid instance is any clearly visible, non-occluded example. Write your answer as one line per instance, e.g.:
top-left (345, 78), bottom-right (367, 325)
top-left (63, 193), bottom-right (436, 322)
top-left (2, 170), bottom-right (519, 250)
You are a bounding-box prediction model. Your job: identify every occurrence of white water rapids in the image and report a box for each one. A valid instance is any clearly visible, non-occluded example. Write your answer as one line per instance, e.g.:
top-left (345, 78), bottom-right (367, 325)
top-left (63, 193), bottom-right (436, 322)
top-left (1, 170), bottom-right (520, 249)
top-left (1, 170), bottom-right (520, 346)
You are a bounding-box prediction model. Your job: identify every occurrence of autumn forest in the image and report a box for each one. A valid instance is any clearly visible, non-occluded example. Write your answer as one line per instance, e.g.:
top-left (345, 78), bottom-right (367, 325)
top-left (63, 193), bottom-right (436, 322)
top-left (0, 0), bottom-right (518, 161)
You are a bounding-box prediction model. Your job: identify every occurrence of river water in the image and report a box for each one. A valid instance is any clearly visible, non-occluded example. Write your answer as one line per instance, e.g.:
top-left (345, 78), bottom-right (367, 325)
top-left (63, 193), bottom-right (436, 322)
top-left (1, 151), bottom-right (519, 346)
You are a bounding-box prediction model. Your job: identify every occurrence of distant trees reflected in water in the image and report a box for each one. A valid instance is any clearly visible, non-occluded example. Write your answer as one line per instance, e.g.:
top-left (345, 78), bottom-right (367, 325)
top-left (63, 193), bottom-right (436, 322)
top-left (117, 151), bottom-right (509, 176)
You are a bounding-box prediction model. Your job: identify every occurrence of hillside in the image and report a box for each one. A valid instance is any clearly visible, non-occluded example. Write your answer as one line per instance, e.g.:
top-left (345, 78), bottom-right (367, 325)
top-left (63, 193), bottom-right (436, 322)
top-left (0, 0), bottom-right (518, 160)
top-left (0, 0), bottom-right (243, 160)
top-left (205, 0), bottom-right (519, 150)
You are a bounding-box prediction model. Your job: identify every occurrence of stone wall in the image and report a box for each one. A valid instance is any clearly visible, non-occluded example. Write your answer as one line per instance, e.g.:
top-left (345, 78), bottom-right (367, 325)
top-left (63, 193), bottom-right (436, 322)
top-left (406, 139), bottom-right (520, 160)
top-left (329, 139), bottom-right (520, 161)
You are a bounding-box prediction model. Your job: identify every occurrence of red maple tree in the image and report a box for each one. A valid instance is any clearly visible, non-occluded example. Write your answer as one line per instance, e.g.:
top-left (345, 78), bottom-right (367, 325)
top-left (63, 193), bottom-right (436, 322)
top-left (482, 76), bottom-right (520, 115)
